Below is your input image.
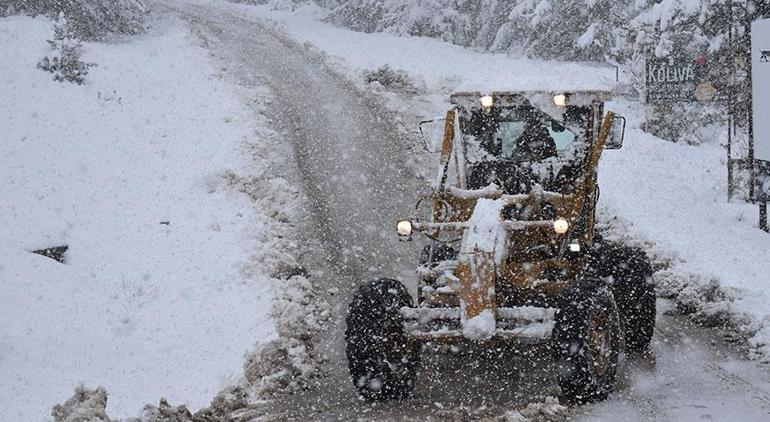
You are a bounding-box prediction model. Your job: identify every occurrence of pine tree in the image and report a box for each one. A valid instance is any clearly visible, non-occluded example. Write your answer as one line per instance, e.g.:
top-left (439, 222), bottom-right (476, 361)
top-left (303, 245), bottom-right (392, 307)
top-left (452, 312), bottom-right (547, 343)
top-left (37, 12), bottom-right (95, 85)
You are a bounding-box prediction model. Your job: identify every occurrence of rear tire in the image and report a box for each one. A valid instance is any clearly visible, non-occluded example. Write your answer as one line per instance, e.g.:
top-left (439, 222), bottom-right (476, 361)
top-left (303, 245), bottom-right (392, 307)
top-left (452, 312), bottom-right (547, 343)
top-left (552, 279), bottom-right (623, 404)
top-left (345, 278), bottom-right (420, 400)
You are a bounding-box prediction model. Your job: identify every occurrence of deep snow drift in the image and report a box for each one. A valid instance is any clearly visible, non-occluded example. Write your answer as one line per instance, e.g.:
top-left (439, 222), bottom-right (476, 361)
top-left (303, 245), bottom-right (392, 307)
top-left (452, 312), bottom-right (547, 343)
top-left (0, 14), bottom-right (297, 420)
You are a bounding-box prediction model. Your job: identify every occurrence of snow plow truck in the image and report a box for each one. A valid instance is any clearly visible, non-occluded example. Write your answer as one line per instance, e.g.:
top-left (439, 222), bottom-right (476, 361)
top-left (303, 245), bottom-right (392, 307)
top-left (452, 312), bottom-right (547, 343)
top-left (345, 91), bottom-right (655, 403)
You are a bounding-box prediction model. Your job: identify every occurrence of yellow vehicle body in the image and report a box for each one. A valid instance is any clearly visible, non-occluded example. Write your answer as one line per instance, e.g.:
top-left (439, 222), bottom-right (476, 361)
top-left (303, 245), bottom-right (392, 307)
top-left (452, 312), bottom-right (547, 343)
top-left (404, 91), bottom-right (620, 342)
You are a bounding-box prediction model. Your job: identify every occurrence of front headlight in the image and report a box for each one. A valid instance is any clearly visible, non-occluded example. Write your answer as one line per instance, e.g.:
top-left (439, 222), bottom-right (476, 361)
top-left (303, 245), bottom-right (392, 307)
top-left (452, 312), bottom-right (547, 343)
top-left (552, 94), bottom-right (568, 107)
top-left (479, 95), bottom-right (494, 108)
top-left (553, 218), bottom-right (569, 234)
top-left (397, 220), bottom-right (413, 237)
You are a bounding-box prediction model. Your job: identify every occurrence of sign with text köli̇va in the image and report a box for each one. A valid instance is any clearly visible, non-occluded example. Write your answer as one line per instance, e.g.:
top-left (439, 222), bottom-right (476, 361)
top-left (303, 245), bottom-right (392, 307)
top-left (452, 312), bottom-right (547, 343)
top-left (645, 56), bottom-right (719, 103)
top-left (753, 18), bottom-right (770, 202)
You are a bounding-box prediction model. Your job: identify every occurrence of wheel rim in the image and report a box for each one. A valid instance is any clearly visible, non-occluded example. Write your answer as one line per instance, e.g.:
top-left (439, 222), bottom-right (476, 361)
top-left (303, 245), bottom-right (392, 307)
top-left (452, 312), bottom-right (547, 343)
top-left (588, 311), bottom-right (612, 378)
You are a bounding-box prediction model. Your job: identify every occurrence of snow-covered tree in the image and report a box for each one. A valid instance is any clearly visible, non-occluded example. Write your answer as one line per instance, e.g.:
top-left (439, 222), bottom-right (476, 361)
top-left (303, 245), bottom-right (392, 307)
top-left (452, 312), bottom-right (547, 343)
top-left (0, 0), bottom-right (148, 40)
top-left (38, 12), bottom-right (94, 85)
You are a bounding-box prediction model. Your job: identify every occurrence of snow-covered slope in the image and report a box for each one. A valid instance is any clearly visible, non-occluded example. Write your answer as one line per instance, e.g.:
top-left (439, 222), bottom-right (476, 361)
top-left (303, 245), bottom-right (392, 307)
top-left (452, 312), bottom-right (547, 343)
top-left (599, 118), bottom-right (770, 358)
top-left (236, 2), bottom-right (616, 93)
top-left (0, 15), bottom-right (290, 420)
top-left (225, 1), bottom-right (770, 360)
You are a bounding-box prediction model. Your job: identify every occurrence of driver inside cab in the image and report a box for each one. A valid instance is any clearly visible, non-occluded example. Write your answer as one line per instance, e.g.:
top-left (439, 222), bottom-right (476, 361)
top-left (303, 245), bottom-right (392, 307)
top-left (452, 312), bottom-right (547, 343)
top-left (463, 104), bottom-right (585, 195)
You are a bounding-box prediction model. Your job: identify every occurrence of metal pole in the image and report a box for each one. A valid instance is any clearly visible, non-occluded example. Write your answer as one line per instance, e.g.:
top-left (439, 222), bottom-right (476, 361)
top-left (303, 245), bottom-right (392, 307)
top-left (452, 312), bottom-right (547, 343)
top-left (747, 4), bottom-right (769, 232)
top-left (728, 0), bottom-right (735, 200)
top-left (747, 8), bottom-right (756, 203)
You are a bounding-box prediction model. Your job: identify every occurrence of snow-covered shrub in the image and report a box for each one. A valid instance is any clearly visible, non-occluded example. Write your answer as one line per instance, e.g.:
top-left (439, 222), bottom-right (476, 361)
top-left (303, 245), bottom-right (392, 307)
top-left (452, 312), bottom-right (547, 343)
top-left (51, 385), bottom-right (110, 422)
top-left (364, 64), bottom-right (420, 93)
top-left (643, 102), bottom-right (725, 145)
top-left (38, 13), bottom-right (94, 84)
top-left (0, 0), bottom-right (148, 40)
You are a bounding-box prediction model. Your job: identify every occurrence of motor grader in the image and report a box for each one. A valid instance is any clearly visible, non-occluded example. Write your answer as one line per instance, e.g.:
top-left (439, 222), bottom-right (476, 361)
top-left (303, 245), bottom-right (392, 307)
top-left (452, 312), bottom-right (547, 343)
top-left (345, 91), bottom-right (656, 403)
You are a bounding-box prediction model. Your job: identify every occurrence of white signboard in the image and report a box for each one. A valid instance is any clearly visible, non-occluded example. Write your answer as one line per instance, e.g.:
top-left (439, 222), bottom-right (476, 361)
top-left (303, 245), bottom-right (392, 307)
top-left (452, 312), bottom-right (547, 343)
top-left (753, 19), bottom-right (770, 201)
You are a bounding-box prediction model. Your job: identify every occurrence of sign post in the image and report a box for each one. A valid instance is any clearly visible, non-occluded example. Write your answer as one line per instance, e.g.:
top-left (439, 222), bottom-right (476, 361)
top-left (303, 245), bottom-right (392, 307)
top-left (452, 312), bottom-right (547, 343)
top-left (751, 18), bottom-right (770, 232)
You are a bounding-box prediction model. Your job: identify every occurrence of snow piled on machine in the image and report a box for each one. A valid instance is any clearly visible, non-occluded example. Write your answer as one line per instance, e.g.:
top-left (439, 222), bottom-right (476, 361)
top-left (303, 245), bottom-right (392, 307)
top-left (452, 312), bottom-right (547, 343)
top-left (460, 198), bottom-right (508, 264)
top-left (0, 14), bottom-right (325, 420)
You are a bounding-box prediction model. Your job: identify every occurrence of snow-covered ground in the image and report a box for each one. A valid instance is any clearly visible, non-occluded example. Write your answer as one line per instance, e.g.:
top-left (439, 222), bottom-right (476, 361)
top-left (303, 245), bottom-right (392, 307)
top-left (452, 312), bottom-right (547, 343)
top-left (237, 2), bottom-right (616, 95)
top-left (0, 14), bottom-right (294, 420)
top-left (599, 118), bottom-right (770, 358)
top-left (221, 1), bottom-right (770, 361)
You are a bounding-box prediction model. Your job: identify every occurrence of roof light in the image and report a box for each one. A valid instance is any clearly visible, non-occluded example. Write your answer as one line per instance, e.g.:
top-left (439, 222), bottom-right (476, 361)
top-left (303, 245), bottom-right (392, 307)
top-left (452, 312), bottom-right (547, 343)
top-left (552, 94), bottom-right (568, 107)
top-left (479, 95), bottom-right (494, 108)
top-left (553, 218), bottom-right (569, 234)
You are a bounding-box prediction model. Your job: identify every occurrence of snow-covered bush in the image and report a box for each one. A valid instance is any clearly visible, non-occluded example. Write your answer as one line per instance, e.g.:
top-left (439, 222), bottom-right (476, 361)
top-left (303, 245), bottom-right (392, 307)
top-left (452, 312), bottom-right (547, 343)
top-left (364, 64), bottom-right (420, 93)
top-left (0, 0), bottom-right (148, 40)
top-left (38, 13), bottom-right (94, 84)
top-left (51, 385), bottom-right (110, 422)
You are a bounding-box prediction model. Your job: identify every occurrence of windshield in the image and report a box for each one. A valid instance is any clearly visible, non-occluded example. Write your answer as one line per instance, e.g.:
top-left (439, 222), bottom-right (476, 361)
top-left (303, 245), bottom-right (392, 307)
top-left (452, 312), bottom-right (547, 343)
top-left (459, 105), bottom-right (591, 194)
top-left (461, 106), bottom-right (580, 163)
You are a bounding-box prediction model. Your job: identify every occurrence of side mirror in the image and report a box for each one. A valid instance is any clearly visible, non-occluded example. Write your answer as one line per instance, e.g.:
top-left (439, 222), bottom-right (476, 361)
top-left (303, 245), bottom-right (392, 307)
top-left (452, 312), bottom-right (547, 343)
top-left (419, 119), bottom-right (446, 153)
top-left (604, 114), bottom-right (626, 150)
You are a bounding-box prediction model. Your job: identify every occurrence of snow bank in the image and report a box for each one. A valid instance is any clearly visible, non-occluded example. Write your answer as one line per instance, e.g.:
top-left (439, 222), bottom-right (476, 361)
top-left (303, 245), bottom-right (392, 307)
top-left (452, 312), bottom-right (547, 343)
top-left (51, 385), bottom-right (110, 422)
top-left (503, 396), bottom-right (570, 421)
top-left (599, 120), bottom-right (770, 360)
top-left (0, 15), bottom-right (288, 420)
top-left (243, 275), bottom-right (330, 396)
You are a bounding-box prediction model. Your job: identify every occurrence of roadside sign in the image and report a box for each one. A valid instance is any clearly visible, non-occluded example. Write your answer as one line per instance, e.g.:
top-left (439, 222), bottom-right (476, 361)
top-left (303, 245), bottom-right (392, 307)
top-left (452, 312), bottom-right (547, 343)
top-left (646, 56), bottom-right (726, 103)
top-left (753, 18), bottom-right (770, 202)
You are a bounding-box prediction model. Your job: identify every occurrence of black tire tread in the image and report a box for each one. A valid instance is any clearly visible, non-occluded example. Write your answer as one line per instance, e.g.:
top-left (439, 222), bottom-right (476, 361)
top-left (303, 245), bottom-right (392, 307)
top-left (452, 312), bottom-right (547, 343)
top-left (552, 279), bottom-right (623, 403)
top-left (345, 278), bottom-right (420, 401)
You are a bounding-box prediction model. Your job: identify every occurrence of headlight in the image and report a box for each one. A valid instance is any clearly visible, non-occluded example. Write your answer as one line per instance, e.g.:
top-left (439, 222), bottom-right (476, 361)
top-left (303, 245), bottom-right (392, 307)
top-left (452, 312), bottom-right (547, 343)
top-left (397, 220), bottom-right (413, 237)
top-left (553, 218), bottom-right (569, 234)
top-left (552, 94), bottom-right (568, 107)
top-left (479, 95), bottom-right (494, 108)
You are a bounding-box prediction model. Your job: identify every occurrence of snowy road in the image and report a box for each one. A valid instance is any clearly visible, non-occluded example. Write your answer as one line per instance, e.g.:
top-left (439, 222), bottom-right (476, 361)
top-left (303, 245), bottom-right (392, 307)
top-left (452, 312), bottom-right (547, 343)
top-left (160, 1), bottom-right (770, 420)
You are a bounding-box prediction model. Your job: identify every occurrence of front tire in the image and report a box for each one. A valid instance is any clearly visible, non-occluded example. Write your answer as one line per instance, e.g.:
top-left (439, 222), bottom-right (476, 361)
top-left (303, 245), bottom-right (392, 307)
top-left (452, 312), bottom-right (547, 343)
top-left (552, 279), bottom-right (623, 403)
top-left (610, 246), bottom-right (655, 351)
top-left (345, 278), bottom-right (420, 400)
top-left (592, 242), bottom-right (656, 351)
